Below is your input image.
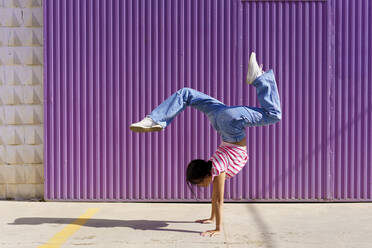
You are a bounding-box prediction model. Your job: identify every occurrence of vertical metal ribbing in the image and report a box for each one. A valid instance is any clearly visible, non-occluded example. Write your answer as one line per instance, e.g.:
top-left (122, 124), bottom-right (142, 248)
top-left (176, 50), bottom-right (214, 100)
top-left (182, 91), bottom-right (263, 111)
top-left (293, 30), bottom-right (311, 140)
top-left (44, 0), bottom-right (372, 201)
top-left (334, 0), bottom-right (372, 200)
top-left (241, 1), bottom-right (331, 200)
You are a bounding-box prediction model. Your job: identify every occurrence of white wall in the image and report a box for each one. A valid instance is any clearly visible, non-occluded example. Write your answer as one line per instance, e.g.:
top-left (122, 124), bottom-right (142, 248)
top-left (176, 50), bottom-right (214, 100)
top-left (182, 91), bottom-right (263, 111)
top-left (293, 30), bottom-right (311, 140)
top-left (0, 0), bottom-right (43, 200)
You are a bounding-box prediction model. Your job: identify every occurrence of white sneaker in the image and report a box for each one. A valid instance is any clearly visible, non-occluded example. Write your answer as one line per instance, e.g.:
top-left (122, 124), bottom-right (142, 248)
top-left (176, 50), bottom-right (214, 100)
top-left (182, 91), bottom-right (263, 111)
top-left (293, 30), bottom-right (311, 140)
top-left (130, 117), bottom-right (163, 132)
top-left (246, 52), bottom-right (264, 84)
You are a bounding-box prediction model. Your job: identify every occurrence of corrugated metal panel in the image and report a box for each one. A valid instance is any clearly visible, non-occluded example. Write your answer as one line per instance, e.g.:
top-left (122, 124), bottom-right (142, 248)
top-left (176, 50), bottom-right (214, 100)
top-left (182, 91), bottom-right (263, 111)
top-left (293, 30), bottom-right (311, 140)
top-left (44, 0), bottom-right (372, 201)
top-left (333, 0), bottom-right (372, 200)
top-left (241, 0), bottom-right (332, 200)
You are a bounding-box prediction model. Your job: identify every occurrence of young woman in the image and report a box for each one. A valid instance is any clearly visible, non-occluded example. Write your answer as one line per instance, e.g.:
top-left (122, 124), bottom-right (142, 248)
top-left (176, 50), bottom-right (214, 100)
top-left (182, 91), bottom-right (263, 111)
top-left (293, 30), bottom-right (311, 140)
top-left (130, 52), bottom-right (282, 237)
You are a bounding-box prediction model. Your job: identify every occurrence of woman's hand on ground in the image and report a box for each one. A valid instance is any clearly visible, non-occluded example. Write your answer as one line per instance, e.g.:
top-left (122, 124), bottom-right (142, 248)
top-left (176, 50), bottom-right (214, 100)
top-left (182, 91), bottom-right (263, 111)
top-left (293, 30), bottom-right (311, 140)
top-left (201, 229), bottom-right (220, 237)
top-left (195, 218), bottom-right (213, 224)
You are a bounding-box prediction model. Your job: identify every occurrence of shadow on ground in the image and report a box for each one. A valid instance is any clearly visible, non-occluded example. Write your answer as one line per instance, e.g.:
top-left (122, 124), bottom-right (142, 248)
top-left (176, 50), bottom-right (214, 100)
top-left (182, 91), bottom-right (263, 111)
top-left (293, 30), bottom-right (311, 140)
top-left (9, 218), bottom-right (201, 234)
top-left (246, 204), bottom-right (278, 248)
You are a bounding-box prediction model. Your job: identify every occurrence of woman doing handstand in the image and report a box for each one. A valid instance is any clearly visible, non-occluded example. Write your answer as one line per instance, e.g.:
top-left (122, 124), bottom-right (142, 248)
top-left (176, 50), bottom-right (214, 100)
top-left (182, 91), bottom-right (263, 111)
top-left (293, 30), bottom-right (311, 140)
top-left (130, 52), bottom-right (282, 237)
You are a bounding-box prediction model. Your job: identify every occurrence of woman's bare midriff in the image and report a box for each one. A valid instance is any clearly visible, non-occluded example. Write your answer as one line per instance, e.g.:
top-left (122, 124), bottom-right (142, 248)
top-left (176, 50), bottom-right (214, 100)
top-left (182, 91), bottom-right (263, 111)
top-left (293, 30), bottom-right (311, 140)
top-left (226, 137), bottom-right (247, 147)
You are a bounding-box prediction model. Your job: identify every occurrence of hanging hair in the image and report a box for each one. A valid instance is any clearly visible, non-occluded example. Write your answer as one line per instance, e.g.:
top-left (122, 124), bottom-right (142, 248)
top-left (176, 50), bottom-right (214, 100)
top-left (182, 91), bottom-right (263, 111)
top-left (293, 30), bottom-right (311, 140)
top-left (185, 159), bottom-right (213, 197)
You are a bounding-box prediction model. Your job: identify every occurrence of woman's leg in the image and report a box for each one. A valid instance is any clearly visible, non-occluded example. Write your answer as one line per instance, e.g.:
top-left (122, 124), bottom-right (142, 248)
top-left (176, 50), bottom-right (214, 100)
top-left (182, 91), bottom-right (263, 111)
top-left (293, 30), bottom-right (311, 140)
top-left (148, 87), bottom-right (226, 128)
top-left (235, 69), bottom-right (282, 129)
top-left (245, 69), bottom-right (282, 125)
top-left (216, 70), bottom-right (282, 142)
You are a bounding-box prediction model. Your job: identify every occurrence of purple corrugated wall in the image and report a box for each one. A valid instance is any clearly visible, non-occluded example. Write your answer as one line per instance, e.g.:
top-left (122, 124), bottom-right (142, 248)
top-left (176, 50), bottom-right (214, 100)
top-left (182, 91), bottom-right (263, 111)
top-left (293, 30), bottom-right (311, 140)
top-left (334, 0), bottom-right (372, 200)
top-left (43, 0), bottom-right (372, 201)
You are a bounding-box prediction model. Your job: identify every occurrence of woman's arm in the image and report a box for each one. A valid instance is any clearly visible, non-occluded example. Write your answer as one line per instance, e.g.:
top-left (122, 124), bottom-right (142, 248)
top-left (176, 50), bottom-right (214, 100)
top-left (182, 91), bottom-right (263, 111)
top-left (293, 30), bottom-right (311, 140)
top-left (195, 183), bottom-right (217, 224)
top-left (201, 172), bottom-right (226, 237)
top-left (214, 172), bottom-right (225, 230)
top-left (195, 193), bottom-right (216, 224)
top-left (211, 189), bottom-right (217, 220)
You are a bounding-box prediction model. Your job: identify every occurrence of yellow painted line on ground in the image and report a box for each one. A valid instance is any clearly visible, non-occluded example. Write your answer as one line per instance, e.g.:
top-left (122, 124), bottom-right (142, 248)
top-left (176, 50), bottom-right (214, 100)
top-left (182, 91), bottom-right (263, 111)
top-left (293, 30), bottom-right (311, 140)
top-left (38, 208), bottom-right (99, 248)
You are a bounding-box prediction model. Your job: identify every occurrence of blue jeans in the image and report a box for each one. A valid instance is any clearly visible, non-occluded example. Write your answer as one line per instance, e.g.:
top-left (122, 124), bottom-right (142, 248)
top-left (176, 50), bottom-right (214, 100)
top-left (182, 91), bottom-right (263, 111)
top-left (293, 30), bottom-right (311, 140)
top-left (148, 70), bottom-right (282, 143)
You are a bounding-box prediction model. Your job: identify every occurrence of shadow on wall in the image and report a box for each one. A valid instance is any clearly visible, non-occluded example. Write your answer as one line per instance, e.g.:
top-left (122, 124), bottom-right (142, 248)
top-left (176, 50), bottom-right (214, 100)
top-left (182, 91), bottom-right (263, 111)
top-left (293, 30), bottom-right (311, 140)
top-left (9, 218), bottom-right (200, 234)
top-left (261, 105), bottom-right (372, 198)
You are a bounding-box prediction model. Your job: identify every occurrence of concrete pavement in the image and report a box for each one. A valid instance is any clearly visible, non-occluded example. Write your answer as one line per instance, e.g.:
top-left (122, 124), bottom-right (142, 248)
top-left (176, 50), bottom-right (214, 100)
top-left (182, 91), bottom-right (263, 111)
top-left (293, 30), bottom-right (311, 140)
top-left (1, 201), bottom-right (372, 248)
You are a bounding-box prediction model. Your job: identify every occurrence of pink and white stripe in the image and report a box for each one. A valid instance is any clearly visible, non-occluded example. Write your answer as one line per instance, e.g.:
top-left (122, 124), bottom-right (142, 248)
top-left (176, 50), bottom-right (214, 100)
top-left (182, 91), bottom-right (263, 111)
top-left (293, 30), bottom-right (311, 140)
top-left (210, 141), bottom-right (249, 179)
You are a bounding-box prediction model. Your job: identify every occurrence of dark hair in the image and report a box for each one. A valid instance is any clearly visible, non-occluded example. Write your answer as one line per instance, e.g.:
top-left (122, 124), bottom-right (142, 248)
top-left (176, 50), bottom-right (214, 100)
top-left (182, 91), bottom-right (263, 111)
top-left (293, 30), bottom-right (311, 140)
top-left (186, 159), bottom-right (213, 197)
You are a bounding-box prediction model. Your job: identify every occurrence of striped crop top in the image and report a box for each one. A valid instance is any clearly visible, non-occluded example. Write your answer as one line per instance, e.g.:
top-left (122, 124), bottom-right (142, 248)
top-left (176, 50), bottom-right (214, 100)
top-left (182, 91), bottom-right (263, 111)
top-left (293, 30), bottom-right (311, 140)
top-left (210, 141), bottom-right (249, 180)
